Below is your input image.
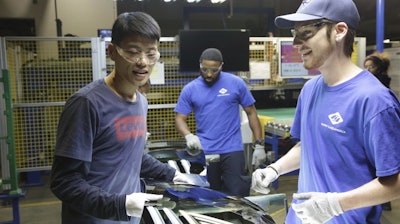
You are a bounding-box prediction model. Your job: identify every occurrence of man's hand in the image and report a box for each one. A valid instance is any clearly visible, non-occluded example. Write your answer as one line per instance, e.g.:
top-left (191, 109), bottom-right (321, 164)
top-left (252, 144), bottom-right (267, 168)
top-left (184, 133), bottom-right (202, 154)
top-left (125, 193), bottom-right (163, 217)
top-left (292, 192), bottom-right (343, 224)
top-left (251, 164), bottom-right (279, 194)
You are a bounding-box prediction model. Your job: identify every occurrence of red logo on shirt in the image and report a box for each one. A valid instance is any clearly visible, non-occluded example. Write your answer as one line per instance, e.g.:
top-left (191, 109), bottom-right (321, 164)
top-left (114, 116), bottom-right (146, 141)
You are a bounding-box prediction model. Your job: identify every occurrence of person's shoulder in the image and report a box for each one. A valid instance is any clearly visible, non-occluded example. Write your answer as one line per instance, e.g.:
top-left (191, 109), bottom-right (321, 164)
top-left (221, 71), bottom-right (238, 78)
top-left (302, 75), bottom-right (323, 87)
top-left (356, 72), bottom-right (396, 102)
top-left (183, 76), bottom-right (201, 87)
top-left (179, 77), bottom-right (203, 94)
top-left (68, 79), bottom-right (105, 104)
top-left (221, 72), bottom-right (246, 83)
top-left (76, 79), bottom-right (104, 95)
top-left (359, 71), bottom-right (387, 89)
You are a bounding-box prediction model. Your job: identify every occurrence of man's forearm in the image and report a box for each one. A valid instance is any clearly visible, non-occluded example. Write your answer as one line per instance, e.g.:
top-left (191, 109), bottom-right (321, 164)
top-left (175, 115), bottom-right (191, 136)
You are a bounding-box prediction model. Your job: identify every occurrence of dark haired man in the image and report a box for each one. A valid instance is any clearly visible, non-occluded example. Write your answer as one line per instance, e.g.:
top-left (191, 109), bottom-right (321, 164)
top-left (51, 12), bottom-right (189, 224)
top-left (175, 48), bottom-right (266, 197)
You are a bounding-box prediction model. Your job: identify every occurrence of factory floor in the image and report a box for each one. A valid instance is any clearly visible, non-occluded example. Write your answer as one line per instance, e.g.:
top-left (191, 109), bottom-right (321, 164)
top-left (0, 173), bottom-right (398, 224)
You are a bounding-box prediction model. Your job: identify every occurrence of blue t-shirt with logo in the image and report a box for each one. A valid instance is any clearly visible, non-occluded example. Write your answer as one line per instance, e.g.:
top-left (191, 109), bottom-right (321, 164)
top-left (174, 72), bottom-right (255, 155)
top-left (287, 71), bottom-right (400, 223)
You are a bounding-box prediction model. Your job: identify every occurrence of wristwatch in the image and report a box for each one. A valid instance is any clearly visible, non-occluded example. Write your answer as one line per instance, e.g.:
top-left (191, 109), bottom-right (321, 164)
top-left (253, 138), bottom-right (265, 146)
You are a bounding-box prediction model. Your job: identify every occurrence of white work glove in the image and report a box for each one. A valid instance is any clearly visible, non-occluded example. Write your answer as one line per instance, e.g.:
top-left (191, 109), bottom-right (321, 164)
top-left (184, 133), bottom-right (202, 151)
top-left (252, 144), bottom-right (267, 168)
top-left (251, 164), bottom-right (280, 194)
top-left (145, 132), bottom-right (151, 141)
top-left (292, 192), bottom-right (343, 224)
top-left (125, 192), bottom-right (163, 217)
top-left (173, 170), bottom-right (194, 185)
top-left (167, 160), bottom-right (179, 170)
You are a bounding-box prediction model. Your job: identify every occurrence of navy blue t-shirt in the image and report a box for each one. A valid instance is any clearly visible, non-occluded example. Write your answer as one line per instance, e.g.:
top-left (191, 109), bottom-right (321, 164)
top-left (51, 79), bottom-right (174, 223)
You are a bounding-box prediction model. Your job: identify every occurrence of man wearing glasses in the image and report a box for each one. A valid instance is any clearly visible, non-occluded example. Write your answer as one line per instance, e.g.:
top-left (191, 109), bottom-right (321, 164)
top-left (51, 12), bottom-right (190, 224)
top-left (252, 0), bottom-right (400, 223)
top-left (174, 48), bottom-right (266, 197)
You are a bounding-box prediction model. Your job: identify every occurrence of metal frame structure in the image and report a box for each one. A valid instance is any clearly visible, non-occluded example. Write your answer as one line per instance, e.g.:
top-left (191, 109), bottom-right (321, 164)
top-left (0, 69), bottom-right (25, 224)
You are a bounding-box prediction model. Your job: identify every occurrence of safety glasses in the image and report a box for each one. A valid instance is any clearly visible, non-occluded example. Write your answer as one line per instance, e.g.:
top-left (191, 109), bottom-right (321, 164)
top-left (115, 46), bottom-right (160, 65)
top-left (199, 64), bottom-right (223, 74)
top-left (291, 21), bottom-right (333, 41)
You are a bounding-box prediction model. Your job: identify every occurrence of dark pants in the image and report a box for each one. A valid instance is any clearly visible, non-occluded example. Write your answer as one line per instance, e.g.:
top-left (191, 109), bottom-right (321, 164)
top-left (207, 150), bottom-right (251, 197)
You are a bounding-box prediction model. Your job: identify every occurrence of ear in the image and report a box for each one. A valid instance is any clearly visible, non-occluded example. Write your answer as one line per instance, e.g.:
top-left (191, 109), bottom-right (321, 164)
top-left (335, 22), bottom-right (348, 42)
top-left (108, 43), bottom-right (117, 61)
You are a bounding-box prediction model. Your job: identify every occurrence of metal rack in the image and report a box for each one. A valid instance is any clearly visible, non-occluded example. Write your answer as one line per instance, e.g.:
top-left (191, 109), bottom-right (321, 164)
top-left (0, 69), bottom-right (25, 224)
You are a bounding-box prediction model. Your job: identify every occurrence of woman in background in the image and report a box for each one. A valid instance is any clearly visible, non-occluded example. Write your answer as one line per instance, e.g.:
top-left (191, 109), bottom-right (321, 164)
top-left (364, 52), bottom-right (391, 88)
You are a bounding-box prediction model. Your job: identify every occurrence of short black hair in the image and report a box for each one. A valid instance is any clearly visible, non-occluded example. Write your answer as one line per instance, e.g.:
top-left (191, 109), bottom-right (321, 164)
top-left (111, 12), bottom-right (161, 46)
top-left (199, 48), bottom-right (223, 63)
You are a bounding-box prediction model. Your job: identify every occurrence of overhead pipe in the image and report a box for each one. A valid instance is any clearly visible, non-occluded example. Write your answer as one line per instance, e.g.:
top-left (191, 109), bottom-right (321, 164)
top-left (376, 0), bottom-right (384, 52)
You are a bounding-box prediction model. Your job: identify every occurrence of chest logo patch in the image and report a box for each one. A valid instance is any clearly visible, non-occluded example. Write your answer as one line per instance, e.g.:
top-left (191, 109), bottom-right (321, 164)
top-left (219, 88), bottom-right (227, 94)
top-left (217, 88), bottom-right (230, 97)
top-left (328, 112), bottom-right (343, 125)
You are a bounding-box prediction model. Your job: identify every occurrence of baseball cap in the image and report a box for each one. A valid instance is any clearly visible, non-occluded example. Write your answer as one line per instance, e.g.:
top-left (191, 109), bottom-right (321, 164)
top-left (275, 0), bottom-right (360, 29)
top-left (199, 48), bottom-right (223, 62)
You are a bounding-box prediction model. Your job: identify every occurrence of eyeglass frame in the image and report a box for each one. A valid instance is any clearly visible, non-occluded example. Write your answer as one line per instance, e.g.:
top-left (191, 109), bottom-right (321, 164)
top-left (115, 45), bottom-right (160, 65)
top-left (199, 63), bottom-right (223, 74)
top-left (291, 20), bottom-right (334, 41)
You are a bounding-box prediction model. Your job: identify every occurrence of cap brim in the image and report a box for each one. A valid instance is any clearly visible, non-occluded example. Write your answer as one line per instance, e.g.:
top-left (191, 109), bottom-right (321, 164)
top-left (275, 13), bottom-right (323, 29)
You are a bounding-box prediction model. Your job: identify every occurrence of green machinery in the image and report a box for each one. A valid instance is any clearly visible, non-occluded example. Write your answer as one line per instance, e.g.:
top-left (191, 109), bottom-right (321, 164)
top-left (0, 69), bottom-right (24, 224)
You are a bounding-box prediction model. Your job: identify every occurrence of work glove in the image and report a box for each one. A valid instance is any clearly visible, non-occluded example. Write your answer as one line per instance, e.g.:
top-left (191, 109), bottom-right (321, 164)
top-left (184, 133), bottom-right (203, 153)
top-left (167, 160), bottom-right (179, 170)
top-left (252, 144), bottom-right (267, 168)
top-left (125, 192), bottom-right (163, 217)
top-left (180, 159), bottom-right (191, 174)
top-left (292, 192), bottom-right (343, 224)
top-left (173, 170), bottom-right (195, 185)
top-left (251, 164), bottom-right (280, 194)
top-left (145, 132), bottom-right (151, 141)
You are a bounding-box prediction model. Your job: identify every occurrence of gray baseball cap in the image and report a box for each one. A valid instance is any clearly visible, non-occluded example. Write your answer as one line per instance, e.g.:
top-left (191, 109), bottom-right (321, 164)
top-left (275, 0), bottom-right (360, 29)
